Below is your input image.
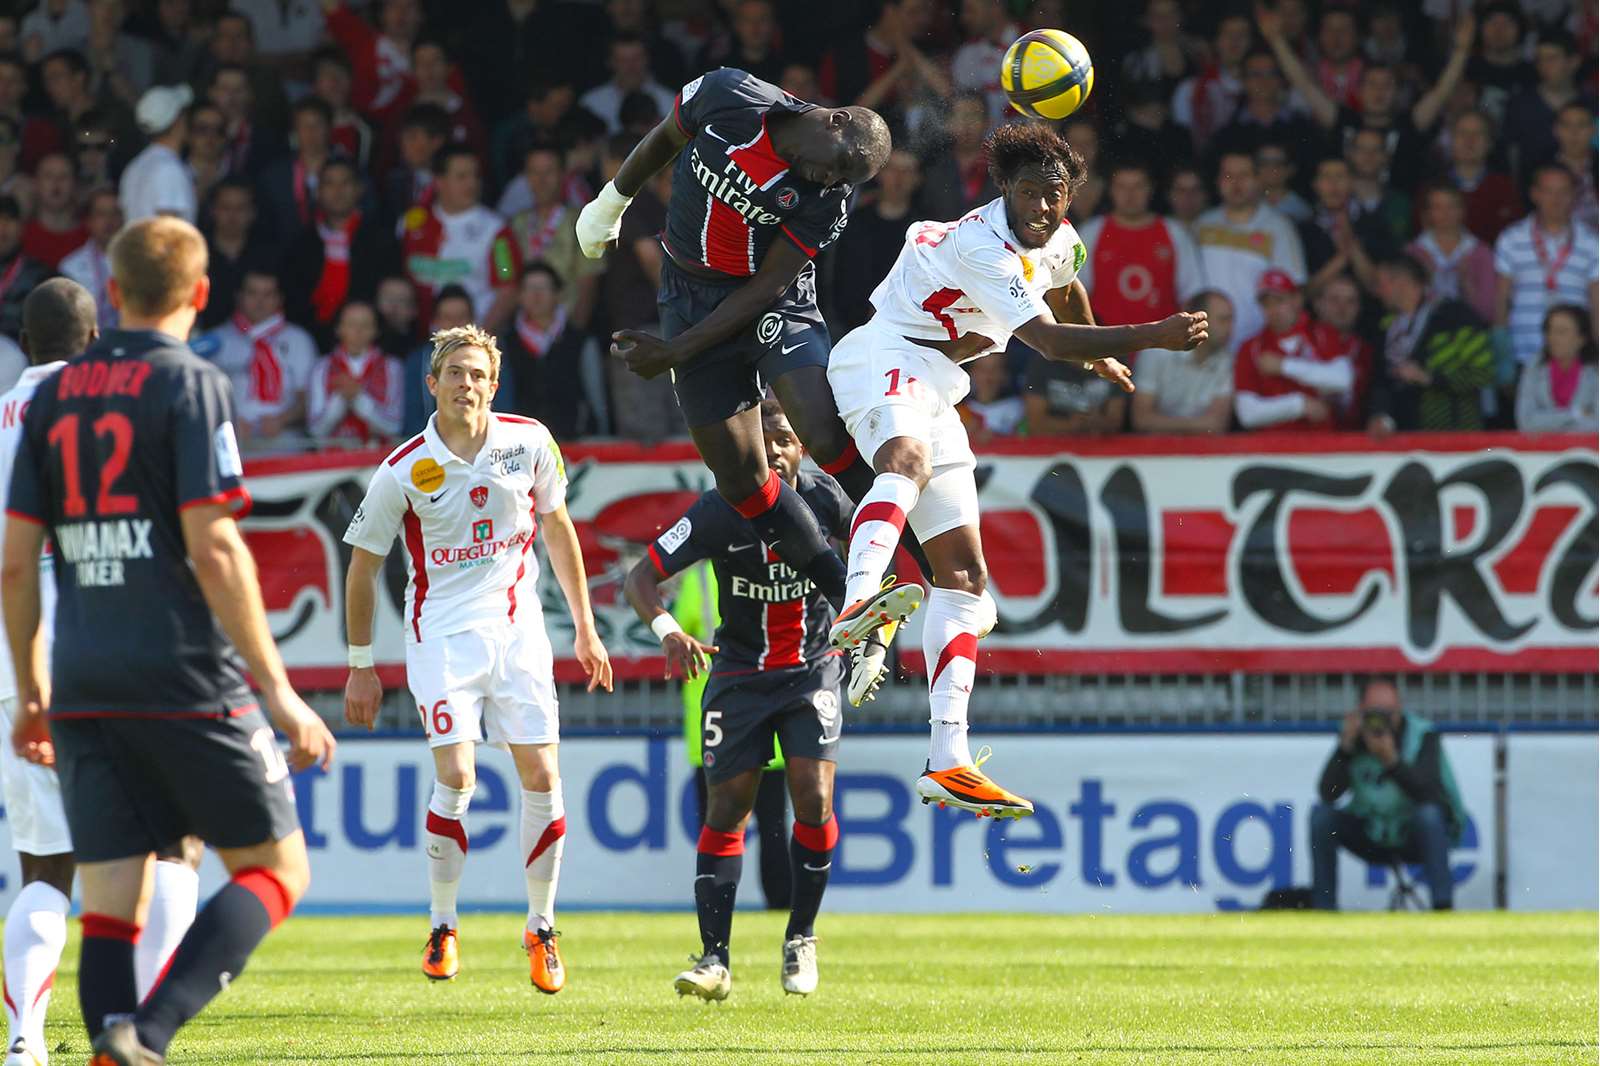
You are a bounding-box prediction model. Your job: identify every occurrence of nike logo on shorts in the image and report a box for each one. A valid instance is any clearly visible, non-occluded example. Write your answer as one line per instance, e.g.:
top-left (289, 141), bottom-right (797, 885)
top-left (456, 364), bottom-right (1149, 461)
top-left (781, 341), bottom-right (805, 355)
top-left (802, 862), bottom-right (832, 872)
top-left (728, 543), bottom-right (755, 553)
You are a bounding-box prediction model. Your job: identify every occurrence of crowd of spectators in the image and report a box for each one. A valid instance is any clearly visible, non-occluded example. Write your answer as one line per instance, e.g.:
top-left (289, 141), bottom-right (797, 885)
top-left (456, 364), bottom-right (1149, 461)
top-left (0, 0), bottom-right (1590, 454)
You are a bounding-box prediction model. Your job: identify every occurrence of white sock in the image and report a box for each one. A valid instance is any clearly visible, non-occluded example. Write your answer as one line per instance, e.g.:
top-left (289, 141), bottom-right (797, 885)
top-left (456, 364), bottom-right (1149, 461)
top-left (425, 781), bottom-right (474, 930)
top-left (3, 880), bottom-right (68, 1052)
top-left (844, 473), bottom-right (919, 606)
top-left (923, 587), bottom-right (985, 771)
top-left (135, 860), bottom-right (199, 1002)
top-left (520, 786), bottom-right (566, 934)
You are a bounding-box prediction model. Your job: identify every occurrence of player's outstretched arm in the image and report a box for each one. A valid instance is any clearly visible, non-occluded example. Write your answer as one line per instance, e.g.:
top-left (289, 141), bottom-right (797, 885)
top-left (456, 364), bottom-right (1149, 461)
top-left (1, 515), bottom-right (51, 766)
top-left (1016, 308), bottom-right (1208, 369)
top-left (624, 557), bottom-right (718, 681)
top-left (613, 238), bottom-right (811, 379)
top-left (576, 114), bottom-right (690, 259)
top-left (343, 546), bottom-right (385, 731)
top-left (1042, 280), bottom-right (1135, 393)
top-left (542, 504), bottom-right (614, 694)
top-left (182, 503), bottom-right (337, 771)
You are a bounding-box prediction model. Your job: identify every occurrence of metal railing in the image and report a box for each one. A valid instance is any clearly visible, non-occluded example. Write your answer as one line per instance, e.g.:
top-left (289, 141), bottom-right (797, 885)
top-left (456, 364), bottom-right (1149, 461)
top-left (309, 669), bottom-right (1598, 734)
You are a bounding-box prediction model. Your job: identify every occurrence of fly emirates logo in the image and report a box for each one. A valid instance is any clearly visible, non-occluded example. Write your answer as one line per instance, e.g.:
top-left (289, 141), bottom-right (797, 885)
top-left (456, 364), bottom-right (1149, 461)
top-left (430, 524), bottom-right (531, 569)
top-left (687, 146), bottom-right (782, 226)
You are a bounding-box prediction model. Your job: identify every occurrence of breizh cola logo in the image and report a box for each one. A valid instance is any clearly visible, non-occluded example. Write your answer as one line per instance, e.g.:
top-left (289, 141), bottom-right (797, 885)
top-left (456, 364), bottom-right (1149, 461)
top-left (472, 519), bottom-right (493, 543)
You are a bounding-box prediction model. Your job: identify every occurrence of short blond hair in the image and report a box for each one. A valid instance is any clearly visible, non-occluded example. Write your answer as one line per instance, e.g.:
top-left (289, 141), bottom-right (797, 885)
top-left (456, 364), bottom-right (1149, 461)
top-left (109, 217), bottom-right (208, 316)
top-left (429, 324), bottom-right (501, 380)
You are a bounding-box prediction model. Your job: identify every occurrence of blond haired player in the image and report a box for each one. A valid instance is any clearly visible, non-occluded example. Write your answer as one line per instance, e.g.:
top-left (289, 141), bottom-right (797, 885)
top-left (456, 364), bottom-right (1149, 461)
top-left (342, 325), bottom-right (612, 993)
top-left (826, 123), bottom-right (1207, 818)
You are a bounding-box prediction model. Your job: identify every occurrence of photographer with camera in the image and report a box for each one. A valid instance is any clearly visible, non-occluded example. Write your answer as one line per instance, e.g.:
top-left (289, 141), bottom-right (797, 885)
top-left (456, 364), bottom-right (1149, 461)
top-left (1310, 678), bottom-right (1467, 911)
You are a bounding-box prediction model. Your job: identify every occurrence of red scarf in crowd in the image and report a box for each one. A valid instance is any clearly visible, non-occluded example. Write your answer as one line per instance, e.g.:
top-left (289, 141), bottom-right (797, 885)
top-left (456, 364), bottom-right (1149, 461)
top-left (311, 211), bottom-right (363, 324)
top-left (325, 346), bottom-right (391, 442)
top-left (514, 307), bottom-right (567, 358)
top-left (235, 312), bottom-right (287, 405)
top-left (1318, 56), bottom-right (1363, 110)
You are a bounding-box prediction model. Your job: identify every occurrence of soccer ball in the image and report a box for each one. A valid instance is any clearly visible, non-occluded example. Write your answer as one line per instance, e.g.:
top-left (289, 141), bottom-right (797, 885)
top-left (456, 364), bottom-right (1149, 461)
top-left (1000, 29), bottom-right (1094, 121)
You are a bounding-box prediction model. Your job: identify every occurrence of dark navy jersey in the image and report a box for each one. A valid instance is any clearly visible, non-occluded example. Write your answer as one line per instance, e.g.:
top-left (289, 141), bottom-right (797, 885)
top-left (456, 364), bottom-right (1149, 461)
top-left (665, 68), bottom-right (853, 277)
top-left (648, 469), bottom-right (850, 673)
top-left (7, 329), bottom-right (254, 717)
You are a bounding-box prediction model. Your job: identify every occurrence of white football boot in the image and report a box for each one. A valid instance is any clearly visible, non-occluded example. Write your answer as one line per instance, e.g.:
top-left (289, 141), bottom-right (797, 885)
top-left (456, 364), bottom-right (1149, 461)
top-left (846, 619), bottom-right (897, 707)
top-left (780, 935), bottom-right (818, 996)
top-left (673, 954), bottom-right (731, 1001)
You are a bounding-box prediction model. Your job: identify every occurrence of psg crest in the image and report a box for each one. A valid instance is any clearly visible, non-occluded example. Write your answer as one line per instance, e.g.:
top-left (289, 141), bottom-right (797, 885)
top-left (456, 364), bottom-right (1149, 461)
top-left (776, 187), bottom-right (798, 209)
top-left (470, 486), bottom-right (489, 508)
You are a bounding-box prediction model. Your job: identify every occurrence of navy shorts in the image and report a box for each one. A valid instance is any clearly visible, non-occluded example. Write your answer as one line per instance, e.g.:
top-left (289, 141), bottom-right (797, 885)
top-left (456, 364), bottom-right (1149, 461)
top-left (658, 257), bottom-right (832, 427)
top-left (699, 656), bottom-right (843, 784)
top-left (52, 708), bottom-right (302, 863)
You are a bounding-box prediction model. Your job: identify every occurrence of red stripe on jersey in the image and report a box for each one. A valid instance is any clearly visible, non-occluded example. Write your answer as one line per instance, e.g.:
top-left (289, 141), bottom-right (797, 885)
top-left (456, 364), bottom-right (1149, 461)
top-left (508, 488), bottom-right (536, 623)
top-left (4, 508), bottom-right (41, 525)
top-left (386, 434), bottom-right (427, 465)
top-left (727, 120), bottom-right (789, 188)
top-left (402, 501), bottom-right (428, 641)
top-left (673, 94), bottom-right (690, 136)
top-left (921, 288), bottom-right (965, 339)
top-left (931, 631), bottom-right (978, 685)
top-left (179, 484), bottom-right (253, 518)
top-left (760, 546), bottom-right (804, 669)
top-left (704, 198), bottom-right (753, 275)
top-left (648, 543), bottom-right (668, 577)
top-left (780, 224), bottom-right (816, 257)
top-left (495, 414), bottom-right (543, 427)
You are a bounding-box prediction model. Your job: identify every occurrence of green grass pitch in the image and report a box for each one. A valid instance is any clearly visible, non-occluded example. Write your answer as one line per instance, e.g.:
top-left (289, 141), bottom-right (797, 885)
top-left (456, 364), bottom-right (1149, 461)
top-left (31, 911), bottom-right (1597, 1065)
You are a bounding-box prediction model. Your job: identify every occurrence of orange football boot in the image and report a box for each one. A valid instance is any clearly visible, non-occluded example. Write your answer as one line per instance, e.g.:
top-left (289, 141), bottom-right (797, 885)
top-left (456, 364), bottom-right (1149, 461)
top-left (916, 747), bottom-right (1034, 819)
top-left (421, 924), bottom-right (459, 981)
top-left (524, 928), bottom-right (565, 993)
top-left (828, 576), bottom-right (923, 652)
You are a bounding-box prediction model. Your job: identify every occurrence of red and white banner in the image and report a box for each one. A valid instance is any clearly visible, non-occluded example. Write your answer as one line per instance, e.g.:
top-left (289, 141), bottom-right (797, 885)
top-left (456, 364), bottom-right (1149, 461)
top-left (241, 432), bottom-right (1598, 688)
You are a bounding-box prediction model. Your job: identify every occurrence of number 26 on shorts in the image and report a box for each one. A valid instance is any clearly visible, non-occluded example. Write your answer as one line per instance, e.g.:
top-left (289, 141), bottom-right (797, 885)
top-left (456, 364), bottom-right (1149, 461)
top-left (419, 698), bottom-right (454, 738)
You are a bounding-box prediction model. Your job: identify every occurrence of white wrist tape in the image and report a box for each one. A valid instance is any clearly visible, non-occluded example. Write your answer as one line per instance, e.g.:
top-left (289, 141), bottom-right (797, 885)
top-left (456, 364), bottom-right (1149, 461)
top-left (650, 614), bottom-right (684, 642)
top-left (348, 645), bottom-right (375, 669)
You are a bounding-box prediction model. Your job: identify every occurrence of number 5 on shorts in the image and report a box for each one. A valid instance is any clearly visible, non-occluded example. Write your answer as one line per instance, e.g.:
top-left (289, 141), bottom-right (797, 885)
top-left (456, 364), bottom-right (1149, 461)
top-left (703, 709), bottom-right (723, 749)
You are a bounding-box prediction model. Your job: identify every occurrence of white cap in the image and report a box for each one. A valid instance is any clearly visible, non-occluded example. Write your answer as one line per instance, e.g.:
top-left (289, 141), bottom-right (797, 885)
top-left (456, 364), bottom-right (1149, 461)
top-left (135, 84), bottom-right (194, 135)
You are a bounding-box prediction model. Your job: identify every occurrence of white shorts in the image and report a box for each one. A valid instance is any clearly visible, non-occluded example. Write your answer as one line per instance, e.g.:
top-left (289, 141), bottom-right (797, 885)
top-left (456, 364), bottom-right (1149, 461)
top-left (828, 321), bottom-right (980, 542)
top-left (406, 622), bottom-right (560, 750)
top-left (0, 696), bottom-right (72, 855)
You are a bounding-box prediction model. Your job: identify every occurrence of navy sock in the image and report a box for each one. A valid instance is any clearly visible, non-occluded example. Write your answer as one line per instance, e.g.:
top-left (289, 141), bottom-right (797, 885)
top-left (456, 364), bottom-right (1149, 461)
top-left (731, 471), bottom-right (845, 605)
top-left (136, 868), bottom-right (291, 1055)
top-left (786, 817), bottom-right (837, 941)
top-left (79, 914), bottom-right (139, 1040)
top-left (694, 827), bottom-right (744, 966)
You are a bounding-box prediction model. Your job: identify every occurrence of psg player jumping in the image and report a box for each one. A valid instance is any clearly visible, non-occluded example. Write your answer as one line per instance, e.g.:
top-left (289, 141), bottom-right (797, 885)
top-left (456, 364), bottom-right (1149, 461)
top-left (577, 68), bottom-right (922, 700)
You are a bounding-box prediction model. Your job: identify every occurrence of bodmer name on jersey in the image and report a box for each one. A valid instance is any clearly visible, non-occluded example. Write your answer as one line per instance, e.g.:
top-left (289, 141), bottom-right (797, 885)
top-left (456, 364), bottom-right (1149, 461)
top-left (54, 517), bottom-right (154, 587)
top-left (688, 145), bottom-right (784, 225)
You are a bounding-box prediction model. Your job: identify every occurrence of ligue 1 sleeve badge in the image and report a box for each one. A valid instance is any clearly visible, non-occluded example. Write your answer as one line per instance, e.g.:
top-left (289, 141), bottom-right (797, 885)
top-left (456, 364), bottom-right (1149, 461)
top-left (470, 485), bottom-right (489, 508)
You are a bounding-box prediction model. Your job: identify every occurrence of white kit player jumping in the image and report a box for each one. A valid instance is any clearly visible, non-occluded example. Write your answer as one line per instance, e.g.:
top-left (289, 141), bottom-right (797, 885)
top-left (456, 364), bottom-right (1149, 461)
top-left (341, 325), bottom-right (613, 993)
top-left (826, 123), bottom-right (1208, 818)
top-left (0, 280), bottom-right (200, 1066)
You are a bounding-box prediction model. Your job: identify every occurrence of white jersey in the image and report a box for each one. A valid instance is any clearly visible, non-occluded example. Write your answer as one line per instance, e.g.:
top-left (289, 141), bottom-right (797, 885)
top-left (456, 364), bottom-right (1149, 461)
top-left (867, 197), bottom-right (1086, 362)
top-left (343, 413), bottom-right (568, 643)
top-left (0, 362), bottom-right (64, 701)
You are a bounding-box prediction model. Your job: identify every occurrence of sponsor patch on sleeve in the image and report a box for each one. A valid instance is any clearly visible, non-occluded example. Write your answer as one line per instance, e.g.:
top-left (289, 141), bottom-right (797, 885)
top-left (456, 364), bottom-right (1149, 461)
top-left (658, 516), bottom-right (692, 554)
top-left (214, 421), bottom-right (242, 479)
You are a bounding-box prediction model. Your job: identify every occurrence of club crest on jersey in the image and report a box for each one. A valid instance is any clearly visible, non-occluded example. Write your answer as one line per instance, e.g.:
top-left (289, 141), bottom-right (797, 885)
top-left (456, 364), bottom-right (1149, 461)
top-left (470, 485), bottom-right (489, 509)
top-left (472, 518), bottom-right (493, 543)
top-left (411, 458), bottom-right (444, 493)
top-left (776, 186), bottom-right (798, 210)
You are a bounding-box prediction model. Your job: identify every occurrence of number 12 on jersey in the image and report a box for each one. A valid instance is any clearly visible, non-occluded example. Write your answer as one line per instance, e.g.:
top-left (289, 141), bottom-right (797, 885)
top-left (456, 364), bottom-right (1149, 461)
top-left (46, 412), bottom-right (138, 517)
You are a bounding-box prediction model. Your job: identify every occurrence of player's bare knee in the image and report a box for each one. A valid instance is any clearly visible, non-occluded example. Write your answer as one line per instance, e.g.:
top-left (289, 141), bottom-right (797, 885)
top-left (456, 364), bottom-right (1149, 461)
top-left (19, 852), bottom-right (74, 896)
top-left (792, 790), bottom-right (832, 826)
top-left (434, 766), bottom-right (475, 791)
top-left (155, 834), bottom-right (204, 870)
top-left (937, 557), bottom-right (987, 597)
top-left (874, 438), bottom-right (931, 488)
top-left (265, 837), bottom-right (313, 904)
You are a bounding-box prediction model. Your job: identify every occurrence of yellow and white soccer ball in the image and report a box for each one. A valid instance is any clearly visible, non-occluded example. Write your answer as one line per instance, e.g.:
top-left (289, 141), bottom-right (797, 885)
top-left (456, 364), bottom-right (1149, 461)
top-left (1000, 28), bottom-right (1094, 121)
